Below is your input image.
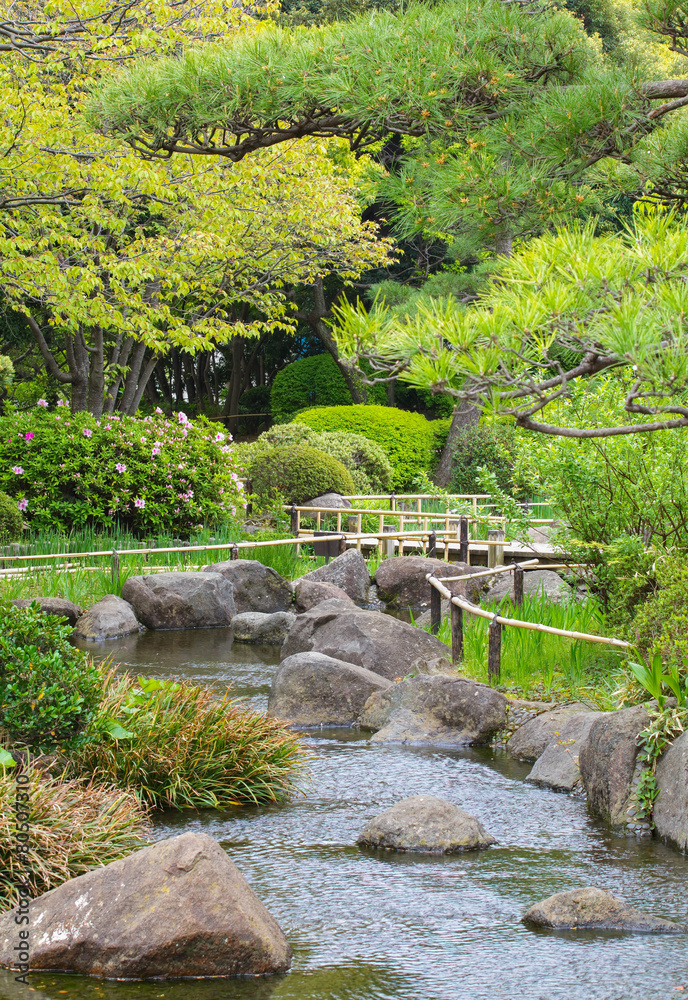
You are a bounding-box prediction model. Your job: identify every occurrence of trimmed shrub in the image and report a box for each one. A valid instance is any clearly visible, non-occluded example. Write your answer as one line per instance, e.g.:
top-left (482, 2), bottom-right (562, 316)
top-left (311, 431), bottom-right (394, 493)
top-left (0, 406), bottom-right (244, 535)
top-left (271, 354), bottom-right (352, 422)
top-left (70, 669), bottom-right (307, 810)
top-left (293, 405), bottom-right (448, 490)
top-left (628, 557), bottom-right (688, 663)
top-left (0, 602), bottom-right (102, 749)
top-left (0, 769), bottom-right (149, 906)
top-left (0, 490), bottom-right (22, 541)
top-left (260, 423), bottom-right (316, 448)
top-left (449, 423), bottom-right (523, 497)
top-left (249, 444), bottom-right (355, 504)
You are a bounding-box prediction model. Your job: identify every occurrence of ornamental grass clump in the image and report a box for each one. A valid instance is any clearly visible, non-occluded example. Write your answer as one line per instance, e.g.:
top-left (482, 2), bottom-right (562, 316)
top-left (0, 768), bottom-right (150, 906)
top-left (70, 669), bottom-right (307, 810)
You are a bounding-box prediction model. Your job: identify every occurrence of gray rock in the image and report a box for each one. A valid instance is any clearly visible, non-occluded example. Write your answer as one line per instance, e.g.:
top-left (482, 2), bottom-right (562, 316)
top-left (12, 597), bottom-right (82, 627)
top-left (302, 493), bottom-right (351, 508)
top-left (375, 556), bottom-right (483, 609)
top-left (268, 651), bottom-right (392, 727)
top-left (281, 599), bottom-right (450, 681)
top-left (522, 886), bottom-right (685, 933)
top-left (232, 611), bottom-right (296, 645)
top-left (654, 730), bottom-right (688, 852)
top-left (73, 594), bottom-right (141, 641)
top-left (485, 569), bottom-right (573, 604)
top-left (293, 578), bottom-right (353, 612)
top-left (121, 572), bottom-right (236, 629)
top-left (360, 673), bottom-right (508, 746)
top-left (506, 703), bottom-right (591, 762)
top-left (526, 711), bottom-right (605, 792)
top-left (357, 794), bottom-right (495, 853)
top-left (201, 559), bottom-right (292, 613)
top-left (0, 832), bottom-right (292, 978)
top-left (298, 549), bottom-right (370, 604)
top-left (578, 705), bottom-right (650, 829)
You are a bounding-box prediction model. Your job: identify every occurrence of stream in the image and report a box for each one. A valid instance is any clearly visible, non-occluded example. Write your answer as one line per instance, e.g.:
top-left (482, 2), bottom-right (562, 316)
top-left (2, 628), bottom-right (688, 1000)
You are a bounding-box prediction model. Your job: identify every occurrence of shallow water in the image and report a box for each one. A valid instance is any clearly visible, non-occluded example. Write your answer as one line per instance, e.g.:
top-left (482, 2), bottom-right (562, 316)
top-left (3, 629), bottom-right (688, 1000)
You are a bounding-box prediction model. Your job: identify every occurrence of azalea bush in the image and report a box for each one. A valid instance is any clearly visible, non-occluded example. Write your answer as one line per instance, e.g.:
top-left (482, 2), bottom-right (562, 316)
top-left (0, 405), bottom-right (245, 534)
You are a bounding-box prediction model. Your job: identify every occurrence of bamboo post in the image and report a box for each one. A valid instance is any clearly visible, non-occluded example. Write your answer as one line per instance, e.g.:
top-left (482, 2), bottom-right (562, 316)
top-left (316, 511), bottom-right (321, 531)
top-left (459, 517), bottom-right (469, 563)
top-left (428, 531), bottom-right (437, 559)
top-left (231, 544), bottom-right (239, 561)
top-left (487, 529), bottom-right (506, 568)
top-left (356, 513), bottom-right (363, 551)
top-left (390, 493), bottom-right (396, 511)
top-left (451, 601), bottom-right (463, 663)
top-left (430, 577), bottom-right (441, 635)
top-left (399, 534), bottom-right (404, 557)
top-left (111, 549), bottom-right (120, 589)
top-left (337, 511), bottom-right (342, 533)
top-left (488, 619), bottom-right (502, 682)
top-left (513, 564), bottom-right (524, 606)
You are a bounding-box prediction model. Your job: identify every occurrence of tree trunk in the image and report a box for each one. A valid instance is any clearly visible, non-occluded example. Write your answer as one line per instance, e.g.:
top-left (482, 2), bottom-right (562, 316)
top-left (433, 403), bottom-right (481, 487)
top-left (225, 336), bottom-right (244, 433)
top-left (308, 278), bottom-right (364, 404)
top-left (127, 353), bottom-right (160, 415)
top-left (86, 326), bottom-right (105, 418)
top-left (119, 341), bottom-right (146, 414)
top-left (68, 332), bottom-right (90, 413)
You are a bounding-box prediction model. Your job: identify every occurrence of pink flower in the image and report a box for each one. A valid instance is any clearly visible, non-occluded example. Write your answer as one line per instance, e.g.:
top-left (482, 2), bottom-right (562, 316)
top-left (24, 432), bottom-right (34, 441)
top-left (105, 423), bottom-right (112, 429)
top-left (12, 466), bottom-right (24, 475)
top-left (134, 498), bottom-right (145, 509)
top-left (37, 399), bottom-right (48, 408)
top-left (155, 406), bottom-right (163, 415)
top-left (115, 462), bottom-right (127, 474)
top-left (214, 432), bottom-right (225, 443)
top-left (82, 428), bottom-right (92, 438)
top-left (17, 498), bottom-right (28, 512)
top-left (57, 399), bottom-right (65, 407)
top-left (177, 411), bottom-right (188, 425)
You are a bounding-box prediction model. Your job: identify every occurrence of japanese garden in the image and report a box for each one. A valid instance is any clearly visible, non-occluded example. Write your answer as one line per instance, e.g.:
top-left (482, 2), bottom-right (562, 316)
top-left (1, 0), bottom-right (688, 995)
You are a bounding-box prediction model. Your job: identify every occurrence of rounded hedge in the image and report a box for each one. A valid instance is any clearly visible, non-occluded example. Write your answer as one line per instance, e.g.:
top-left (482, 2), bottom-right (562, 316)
top-left (271, 355), bottom-right (353, 422)
top-left (249, 444), bottom-right (355, 505)
top-left (450, 424), bottom-right (522, 497)
top-left (293, 405), bottom-right (449, 490)
top-left (311, 431), bottom-right (393, 493)
top-left (0, 491), bottom-right (23, 542)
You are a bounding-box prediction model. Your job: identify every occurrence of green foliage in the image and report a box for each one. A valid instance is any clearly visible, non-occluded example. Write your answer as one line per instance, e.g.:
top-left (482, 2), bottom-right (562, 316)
top-left (0, 406), bottom-right (244, 535)
top-left (633, 705), bottom-right (687, 821)
top-left (70, 668), bottom-right (307, 809)
top-left (628, 557), bottom-right (688, 673)
top-left (0, 769), bottom-right (150, 906)
top-left (249, 443), bottom-right (355, 504)
top-left (311, 431), bottom-right (394, 492)
top-left (515, 375), bottom-right (688, 547)
top-left (271, 354), bottom-right (354, 422)
top-left (0, 355), bottom-right (13, 393)
top-left (566, 535), bottom-right (656, 624)
top-left (0, 490), bottom-right (23, 542)
top-left (450, 423), bottom-right (522, 497)
top-left (293, 404), bottom-right (447, 489)
top-left (0, 603), bottom-right (102, 749)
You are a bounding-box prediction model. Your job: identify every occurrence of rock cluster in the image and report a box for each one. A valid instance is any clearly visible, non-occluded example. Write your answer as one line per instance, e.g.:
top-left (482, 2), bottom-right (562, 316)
top-left (122, 572), bottom-right (237, 629)
top-left (374, 556), bottom-right (483, 609)
top-left (357, 795), bottom-right (495, 853)
top-left (202, 558), bottom-right (293, 614)
top-left (297, 549), bottom-right (371, 604)
top-left (73, 594), bottom-right (140, 641)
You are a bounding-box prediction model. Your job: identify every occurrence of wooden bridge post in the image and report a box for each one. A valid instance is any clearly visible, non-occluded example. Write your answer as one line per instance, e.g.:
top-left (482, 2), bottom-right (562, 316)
top-left (111, 549), bottom-right (120, 590)
top-left (231, 544), bottom-right (239, 561)
top-left (488, 619), bottom-right (502, 682)
top-left (290, 504), bottom-right (299, 536)
top-left (428, 530), bottom-right (437, 559)
top-left (459, 517), bottom-right (469, 563)
top-left (430, 577), bottom-right (441, 635)
top-left (451, 601), bottom-right (463, 663)
top-left (513, 564), bottom-right (524, 606)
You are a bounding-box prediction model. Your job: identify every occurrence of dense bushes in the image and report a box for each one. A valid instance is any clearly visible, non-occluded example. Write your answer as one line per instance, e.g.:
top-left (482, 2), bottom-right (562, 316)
top-left (629, 557), bottom-right (688, 664)
top-left (294, 405), bottom-right (449, 489)
top-left (450, 423), bottom-right (522, 496)
top-left (0, 407), bottom-right (244, 534)
top-left (0, 603), bottom-right (101, 748)
top-left (0, 490), bottom-right (22, 541)
top-left (515, 377), bottom-right (688, 547)
top-left (271, 354), bottom-right (353, 421)
top-left (249, 443), bottom-right (355, 504)
top-left (71, 669), bottom-right (306, 809)
top-left (0, 770), bottom-right (149, 906)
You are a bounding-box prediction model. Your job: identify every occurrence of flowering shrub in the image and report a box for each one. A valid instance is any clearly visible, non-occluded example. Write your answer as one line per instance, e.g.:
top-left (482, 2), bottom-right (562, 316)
top-left (0, 408), bottom-right (244, 534)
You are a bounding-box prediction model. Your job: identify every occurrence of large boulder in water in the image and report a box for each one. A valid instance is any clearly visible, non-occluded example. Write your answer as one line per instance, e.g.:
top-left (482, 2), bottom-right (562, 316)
top-left (232, 611), bottom-right (296, 645)
top-left (268, 651), bottom-right (392, 727)
top-left (0, 832), bottom-right (292, 978)
top-left (298, 549), bottom-right (370, 604)
top-left (73, 594), bottom-right (141, 641)
top-left (522, 887), bottom-right (685, 933)
top-left (374, 556), bottom-right (483, 609)
top-left (202, 558), bottom-right (293, 613)
top-left (653, 730), bottom-right (688, 852)
top-left (578, 705), bottom-right (650, 829)
top-left (293, 578), bottom-right (353, 612)
top-left (506, 703), bottom-right (591, 762)
top-left (357, 795), bottom-right (495, 853)
top-left (280, 599), bottom-right (450, 681)
top-left (121, 572), bottom-right (236, 629)
top-left (359, 673), bottom-right (507, 746)
top-left (526, 711), bottom-right (606, 793)
top-left (12, 597), bottom-right (82, 627)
